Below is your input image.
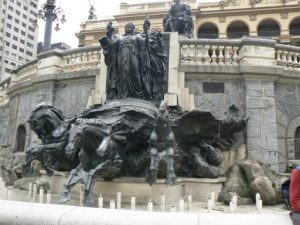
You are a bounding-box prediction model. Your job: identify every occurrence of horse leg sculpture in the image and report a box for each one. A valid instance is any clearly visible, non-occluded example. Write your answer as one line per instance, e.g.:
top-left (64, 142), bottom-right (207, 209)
top-left (60, 165), bottom-right (82, 203)
top-left (166, 146), bottom-right (176, 186)
top-left (146, 147), bottom-right (160, 186)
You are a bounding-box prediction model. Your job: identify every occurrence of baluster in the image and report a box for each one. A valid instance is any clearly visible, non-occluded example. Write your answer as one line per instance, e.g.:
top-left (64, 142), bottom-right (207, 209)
top-left (275, 50), bottom-right (281, 66)
top-left (181, 45), bottom-right (188, 65)
top-left (195, 45), bottom-right (203, 65)
top-left (188, 45), bottom-right (196, 65)
top-left (218, 45), bottom-right (225, 66)
top-left (292, 52), bottom-right (297, 68)
top-left (203, 45), bottom-right (210, 65)
top-left (211, 46), bottom-right (217, 65)
top-left (287, 51), bottom-right (292, 67)
top-left (224, 46), bottom-right (231, 65)
top-left (232, 46), bottom-right (239, 65)
top-left (282, 51), bottom-right (288, 67)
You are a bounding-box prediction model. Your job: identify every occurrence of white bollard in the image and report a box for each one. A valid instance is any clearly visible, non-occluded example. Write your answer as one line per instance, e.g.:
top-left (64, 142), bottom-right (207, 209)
top-left (110, 200), bottom-right (116, 209)
top-left (170, 205), bottom-right (176, 212)
top-left (7, 189), bottom-right (12, 200)
top-left (33, 183), bottom-right (37, 202)
top-left (256, 199), bottom-right (263, 212)
top-left (256, 193), bottom-right (261, 204)
top-left (79, 186), bottom-right (85, 206)
top-left (130, 196), bottom-right (136, 210)
top-left (179, 197), bottom-right (185, 212)
top-left (187, 194), bottom-right (192, 210)
top-left (28, 182), bottom-right (32, 197)
top-left (147, 200), bottom-right (153, 211)
top-left (207, 199), bottom-right (213, 213)
top-left (117, 192), bottom-right (121, 209)
top-left (39, 187), bottom-right (44, 203)
top-left (211, 192), bottom-right (215, 208)
top-left (232, 194), bottom-right (237, 208)
top-left (98, 194), bottom-right (103, 208)
top-left (229, 201), bottom-right (236, 213)
top-left (160, 193), bottom-right (166, 211)
top-left (46, 191), bottom-right (52, 204)
top-left (3, 187), bottom-right (8, 200)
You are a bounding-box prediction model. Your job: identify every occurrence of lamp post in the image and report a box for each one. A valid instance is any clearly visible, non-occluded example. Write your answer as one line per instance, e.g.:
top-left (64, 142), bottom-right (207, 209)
top-left (37, 0), bottom-right (66, 51)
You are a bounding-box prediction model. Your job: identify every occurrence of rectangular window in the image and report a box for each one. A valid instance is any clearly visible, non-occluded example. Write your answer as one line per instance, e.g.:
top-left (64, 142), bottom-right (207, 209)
top-left (14, 18), bottom-right (20, 24)
top-left (7, 15), bottom-right (12, 20)
top-left (15, 10), bottom-right (20, 15)
top-left (20, 39), bottom-right (25, 44)
top-left (27, 42), bottom-right (33, 48)
top-left (22, 14), bottom-right (27, 19)
top-left (19, 47), bottom-right (24, 52)
top-left (13, 35), bottom-right (18, 41)
top-left (17, 1), bottom-right (21, 6)
top-left (30, 10), bottom-right (35, 16)
top-left (8, 6), bottom-right (13, 11)
top-left (22, 22), bottom-right (26, 28)
top-left (11, 62), bottom-right (16, 66)
top-left (26, 50), bottom-right (33, 56)
top-left (28, 26), bottom-right (35, 32)
top-left (30, 1), bottom-right (37, 8)
top-left (5, 68), bottom-right (11, 73)
top-left (12, 44), bottom-right (17, 50)
top-left (23, 6), bottom-right (28, 11)
top-left (5, 32), bottom-right (11, 37)
top-left (21, 30), bottom-right (25, 36)
top-left (9, 0), bottom-right (14, 3)
top-left (27, 34), bottom-right (34, 40)
top-left (5, 42), bottom-right (10, 47)
top-left (14, 27), bottom-right (19, 32)
top-left (6, 23), bottom-right (12, 29)
top-left (18, 56), bottom-right (23, 61)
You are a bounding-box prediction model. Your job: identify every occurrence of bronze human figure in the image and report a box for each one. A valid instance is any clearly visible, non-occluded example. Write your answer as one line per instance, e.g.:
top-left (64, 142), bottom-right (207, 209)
top-left (163, 0), bottom-right (194, 38)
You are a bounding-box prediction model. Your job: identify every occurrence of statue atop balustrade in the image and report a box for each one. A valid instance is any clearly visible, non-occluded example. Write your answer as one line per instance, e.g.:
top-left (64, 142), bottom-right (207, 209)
top-left (163, 0), bottom-right (194, 38)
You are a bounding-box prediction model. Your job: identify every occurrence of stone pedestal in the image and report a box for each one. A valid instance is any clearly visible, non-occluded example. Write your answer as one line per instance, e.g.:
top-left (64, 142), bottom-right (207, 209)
top-left (41, 171), bottom-right (226, 204)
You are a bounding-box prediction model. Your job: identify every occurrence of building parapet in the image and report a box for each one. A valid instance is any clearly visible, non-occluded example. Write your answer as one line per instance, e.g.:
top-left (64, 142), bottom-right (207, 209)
top-left (179, 37), bottom-right (300, 74)
top-left (11, 46), bottom-right (101, 86)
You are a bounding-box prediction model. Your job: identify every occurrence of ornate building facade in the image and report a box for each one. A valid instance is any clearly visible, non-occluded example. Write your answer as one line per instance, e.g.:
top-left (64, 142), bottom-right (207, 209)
top-left (75, 0), bottom-right (300, 47)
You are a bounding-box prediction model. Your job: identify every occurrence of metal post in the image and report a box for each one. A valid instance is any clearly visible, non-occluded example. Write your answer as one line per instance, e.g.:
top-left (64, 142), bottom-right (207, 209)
top-left (43, 0), bottom-right (56, 51)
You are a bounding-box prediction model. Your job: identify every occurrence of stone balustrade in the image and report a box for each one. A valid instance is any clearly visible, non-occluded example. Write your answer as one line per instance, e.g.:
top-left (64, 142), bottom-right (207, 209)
top-left (275, 44), bottom-right (300, 69)
top-left (179, 39), bottom-right (240, 66)
top-left (179, 37), bottom-right (300, 71)
top-left (62, 46), bottom-right (101, 72)
top-left (10, 46), bottom-right (101, 86)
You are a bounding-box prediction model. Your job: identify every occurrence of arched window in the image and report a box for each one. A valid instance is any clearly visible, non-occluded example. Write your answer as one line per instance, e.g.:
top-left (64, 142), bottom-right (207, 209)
top-left (257, 19), bottom-right (280, 37)
top-left (227, 21), bottom-right (249, 39)
top-left (290, 18), bottom-right (300, 36)
top-left (294, 126), bottom-right (300, 159)
top-left (198, 23), bottom-right (219, 39)
top-left (16, 125), bottom-right (26, 152)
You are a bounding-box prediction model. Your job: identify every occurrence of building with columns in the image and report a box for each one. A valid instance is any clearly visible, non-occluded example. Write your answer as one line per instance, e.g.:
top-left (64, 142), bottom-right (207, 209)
top-left (75, 0), bottom-right (300, 47)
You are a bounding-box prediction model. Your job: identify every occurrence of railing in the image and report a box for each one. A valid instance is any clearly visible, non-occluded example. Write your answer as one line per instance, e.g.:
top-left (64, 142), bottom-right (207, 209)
top-left (11, 46), bottom-right (101, 85)
top-left (121, 1), bottom-right (173, 14)
top-left (274, 44), bottom-right (300, 68)
top-left (10, 60), bottom-right (38, 83)
top-left (62, 46), bottom-right (101, 72)
top-left (179, 39), bottom-right (240, 65)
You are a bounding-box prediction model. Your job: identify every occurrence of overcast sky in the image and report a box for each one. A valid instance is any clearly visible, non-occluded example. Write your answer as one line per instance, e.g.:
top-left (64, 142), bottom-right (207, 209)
top-left (37, 0), bottom-right (209, 48)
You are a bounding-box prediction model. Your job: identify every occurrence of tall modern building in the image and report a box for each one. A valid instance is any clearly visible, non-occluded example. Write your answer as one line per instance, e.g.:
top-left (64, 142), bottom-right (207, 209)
top-left (0, 0), bottom-right (39, 82)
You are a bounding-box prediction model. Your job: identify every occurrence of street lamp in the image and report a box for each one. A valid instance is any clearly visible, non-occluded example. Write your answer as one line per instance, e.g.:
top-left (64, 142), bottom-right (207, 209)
top-left (37, 0), bottom-right (66, 51)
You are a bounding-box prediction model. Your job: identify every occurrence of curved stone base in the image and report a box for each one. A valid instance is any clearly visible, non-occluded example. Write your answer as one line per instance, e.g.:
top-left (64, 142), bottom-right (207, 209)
top-left (41, 170), bottom-right (226, 204)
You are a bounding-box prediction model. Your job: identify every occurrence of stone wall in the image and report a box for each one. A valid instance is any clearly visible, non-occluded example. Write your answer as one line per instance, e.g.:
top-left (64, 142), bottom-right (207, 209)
top-left (0, 74), bottom-right (95, 151)
top-left (275, 82), bottom-right (300, 171)
top-left (186, 79), bottom-right (245, 120)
